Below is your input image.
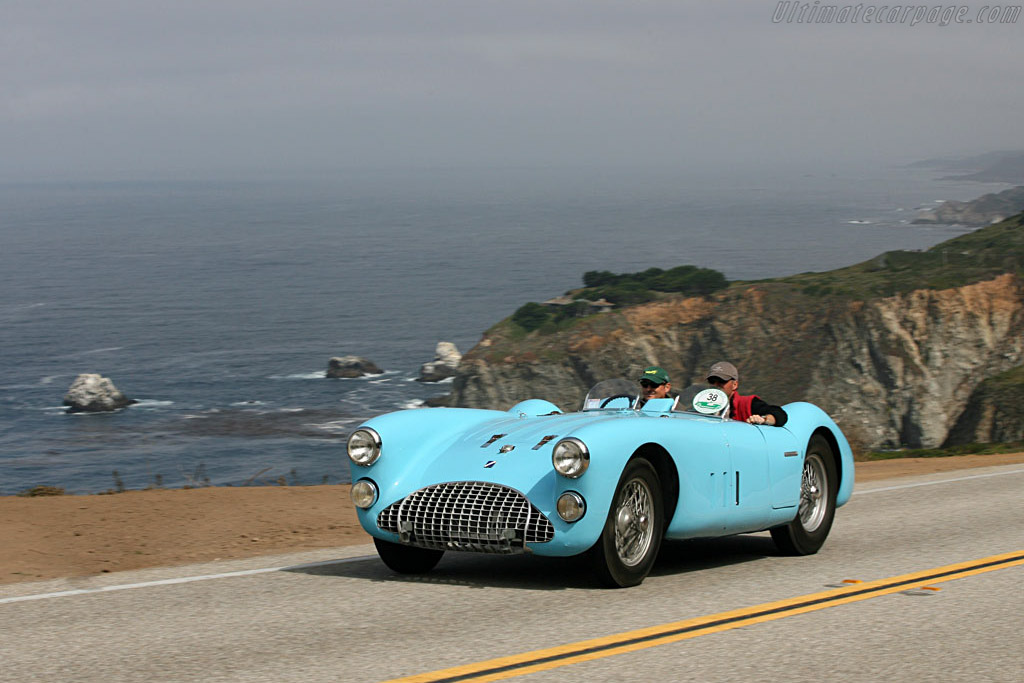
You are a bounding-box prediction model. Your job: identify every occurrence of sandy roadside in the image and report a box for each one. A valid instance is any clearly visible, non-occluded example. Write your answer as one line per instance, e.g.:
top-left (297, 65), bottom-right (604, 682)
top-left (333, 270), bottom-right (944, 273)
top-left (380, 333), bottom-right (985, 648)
top-left (3, 453), bottom-right (1023, 585)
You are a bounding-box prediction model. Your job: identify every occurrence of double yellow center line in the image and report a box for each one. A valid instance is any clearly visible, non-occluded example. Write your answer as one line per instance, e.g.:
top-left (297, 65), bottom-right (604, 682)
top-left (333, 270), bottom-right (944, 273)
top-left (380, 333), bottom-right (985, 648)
top-left (385, 550), bottom-right (1024, 683)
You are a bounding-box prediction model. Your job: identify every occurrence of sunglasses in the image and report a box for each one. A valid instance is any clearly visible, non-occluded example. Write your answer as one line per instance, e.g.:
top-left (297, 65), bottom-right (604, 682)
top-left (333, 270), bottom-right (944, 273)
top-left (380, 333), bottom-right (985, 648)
top-left (639, 380), bottom-right (662, 388)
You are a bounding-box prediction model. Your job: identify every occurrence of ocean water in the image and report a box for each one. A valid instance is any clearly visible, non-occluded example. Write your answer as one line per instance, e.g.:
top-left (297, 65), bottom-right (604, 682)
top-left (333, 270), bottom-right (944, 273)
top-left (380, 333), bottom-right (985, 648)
top-left (0, 165), bottom-right (1000, 494)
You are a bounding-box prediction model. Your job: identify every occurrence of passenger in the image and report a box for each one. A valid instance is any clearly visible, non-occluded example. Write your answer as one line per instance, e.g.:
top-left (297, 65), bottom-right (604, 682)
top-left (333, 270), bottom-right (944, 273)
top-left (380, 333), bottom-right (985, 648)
top-left (706, 361), bottom-right (788, 427)
top-left (638, 366), bottom-right (673, 408)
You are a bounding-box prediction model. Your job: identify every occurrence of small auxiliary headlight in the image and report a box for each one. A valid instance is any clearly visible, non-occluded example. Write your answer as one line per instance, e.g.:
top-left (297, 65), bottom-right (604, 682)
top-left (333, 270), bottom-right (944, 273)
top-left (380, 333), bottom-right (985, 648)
top-left (552, 438), bottom-right (590, 478)
top-left (347, 428), bottom-right (381, 466)
top-left (556, 491), bottom-right (586, 522)
top-left (350, 480), bottom-right (378, 509)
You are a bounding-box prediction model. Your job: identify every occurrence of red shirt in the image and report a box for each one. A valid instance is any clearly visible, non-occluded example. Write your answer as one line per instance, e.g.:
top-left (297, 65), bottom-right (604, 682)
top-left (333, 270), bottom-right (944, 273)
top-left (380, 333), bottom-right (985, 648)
top-left (730, 393), bottom-right (757, 422)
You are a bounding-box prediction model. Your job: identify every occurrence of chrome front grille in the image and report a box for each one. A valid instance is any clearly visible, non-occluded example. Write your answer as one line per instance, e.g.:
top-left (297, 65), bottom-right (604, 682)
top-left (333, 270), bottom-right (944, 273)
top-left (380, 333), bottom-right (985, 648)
top-left (377, 481), bottom-right (555, 554)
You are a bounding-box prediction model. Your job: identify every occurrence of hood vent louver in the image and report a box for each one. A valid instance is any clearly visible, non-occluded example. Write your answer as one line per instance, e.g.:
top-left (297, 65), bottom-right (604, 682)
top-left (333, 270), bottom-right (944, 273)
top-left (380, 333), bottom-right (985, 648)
top-left (532, 435), bottom-right (559, 450)
top-left (481, 434), bottom-right (506, 448)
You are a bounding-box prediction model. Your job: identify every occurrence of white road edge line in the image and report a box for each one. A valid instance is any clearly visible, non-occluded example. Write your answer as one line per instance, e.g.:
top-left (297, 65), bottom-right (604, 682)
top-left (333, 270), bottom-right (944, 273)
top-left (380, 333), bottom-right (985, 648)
top-left (5, 467), bottom-right (1023, 606)
top-left (854, 467), bottom-right (1024, 494)
top-left (0, 555), bottom-right (374, 606)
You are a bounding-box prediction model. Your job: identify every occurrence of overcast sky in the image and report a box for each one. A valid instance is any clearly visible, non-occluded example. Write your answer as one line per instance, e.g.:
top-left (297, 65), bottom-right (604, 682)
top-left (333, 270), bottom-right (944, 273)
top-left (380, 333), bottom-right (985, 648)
top-left (2, 0), bottom-right (1021, 181)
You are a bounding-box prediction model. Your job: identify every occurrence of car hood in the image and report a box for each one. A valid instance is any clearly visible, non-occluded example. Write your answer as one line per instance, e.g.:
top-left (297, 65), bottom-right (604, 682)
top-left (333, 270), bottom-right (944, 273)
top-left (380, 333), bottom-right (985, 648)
top-left (360, 407), bottom-right (638, 505)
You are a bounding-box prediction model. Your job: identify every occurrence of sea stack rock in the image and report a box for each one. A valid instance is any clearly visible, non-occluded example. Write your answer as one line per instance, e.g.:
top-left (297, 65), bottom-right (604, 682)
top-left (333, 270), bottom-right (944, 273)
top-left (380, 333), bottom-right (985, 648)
top-left (417, 342), bottom-right (462, 382)
top-left (326, 356), bottom-right (384, 378)
top-left (63, 374), bottom-right (136, 413)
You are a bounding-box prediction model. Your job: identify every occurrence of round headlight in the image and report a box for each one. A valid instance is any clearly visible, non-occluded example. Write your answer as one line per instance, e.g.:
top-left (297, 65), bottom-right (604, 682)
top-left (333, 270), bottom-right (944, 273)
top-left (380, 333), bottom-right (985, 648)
top-left (556, 491), bottom-right (586, 522)
top-left (351, 479), bottom-right (378, 509)
top-left (347, 428), bottom-right (381, 466)
top-left (552, 438), bottom-right (590, 478)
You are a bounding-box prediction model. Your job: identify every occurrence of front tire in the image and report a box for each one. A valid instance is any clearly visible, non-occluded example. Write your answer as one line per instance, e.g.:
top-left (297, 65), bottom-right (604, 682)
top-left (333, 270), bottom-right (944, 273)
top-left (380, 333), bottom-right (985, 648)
top-left (374, 538), bottom-right (444, 574)
top-left (770, 434), bottom-right (838, 555)
top-left (589, 458), bottom-right (664, 588)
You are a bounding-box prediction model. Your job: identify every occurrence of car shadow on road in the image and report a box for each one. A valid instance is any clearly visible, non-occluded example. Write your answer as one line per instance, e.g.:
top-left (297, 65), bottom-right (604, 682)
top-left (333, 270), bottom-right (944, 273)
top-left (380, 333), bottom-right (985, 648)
top-left (282, 534), bottom-right (778, 590)
top-left (283, 551), bottom-right (599, 590)
top-left (650, 534), bottom-right (778, 578)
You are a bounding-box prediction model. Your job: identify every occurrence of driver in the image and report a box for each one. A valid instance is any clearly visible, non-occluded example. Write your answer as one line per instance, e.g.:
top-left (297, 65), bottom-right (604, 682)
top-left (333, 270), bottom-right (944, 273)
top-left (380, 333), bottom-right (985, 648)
top-left (707, 361), bottom-right (787, 426)
top-left (638, 366), bottom-right (673, 407)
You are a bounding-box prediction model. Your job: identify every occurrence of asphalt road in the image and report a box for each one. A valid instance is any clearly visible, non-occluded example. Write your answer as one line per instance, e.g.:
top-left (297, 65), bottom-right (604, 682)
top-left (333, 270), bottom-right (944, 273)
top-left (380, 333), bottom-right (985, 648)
top-left (2, 464), bottom-right (1022, 683)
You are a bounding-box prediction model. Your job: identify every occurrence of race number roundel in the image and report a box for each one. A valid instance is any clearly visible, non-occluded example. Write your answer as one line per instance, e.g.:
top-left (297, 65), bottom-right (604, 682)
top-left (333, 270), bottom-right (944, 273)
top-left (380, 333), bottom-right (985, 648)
top-left (692, 388), bottom-right (728, 415)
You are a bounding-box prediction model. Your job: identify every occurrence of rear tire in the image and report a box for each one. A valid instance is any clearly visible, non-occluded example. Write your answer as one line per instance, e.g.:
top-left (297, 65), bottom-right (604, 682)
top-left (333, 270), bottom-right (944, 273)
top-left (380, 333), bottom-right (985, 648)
top-left (770, 434), bottom-right (838, 555)
top-left (589, 458), bottom-right (664, 588)
top-left (374, 538), bottom-right (444, 574)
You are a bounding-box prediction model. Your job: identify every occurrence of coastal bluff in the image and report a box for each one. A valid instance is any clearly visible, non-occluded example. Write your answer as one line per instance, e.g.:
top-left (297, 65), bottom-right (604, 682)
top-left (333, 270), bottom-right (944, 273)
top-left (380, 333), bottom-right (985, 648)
top-left (913, 185), bottom-right (1024, 227)
top-left (445, 214), bottom-right (1024, 452)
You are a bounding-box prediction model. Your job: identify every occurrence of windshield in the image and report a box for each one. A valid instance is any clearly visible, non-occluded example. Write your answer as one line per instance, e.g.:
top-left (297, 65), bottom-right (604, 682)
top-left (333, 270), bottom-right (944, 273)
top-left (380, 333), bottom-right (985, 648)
top-left (582, 379), bottom-right (640, 411)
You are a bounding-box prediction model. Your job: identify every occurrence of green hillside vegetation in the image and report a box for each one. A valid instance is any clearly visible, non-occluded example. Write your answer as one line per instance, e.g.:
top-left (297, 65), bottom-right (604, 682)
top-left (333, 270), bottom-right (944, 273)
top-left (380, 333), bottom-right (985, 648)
top-left (511, 265), bottom-right (728, 332)
top-left (507, 211), bottom-right (1024, 334)
top-left (580, 265), bottom-right (728, 302)
top-left (770, 212), bottom-right (1024, 298)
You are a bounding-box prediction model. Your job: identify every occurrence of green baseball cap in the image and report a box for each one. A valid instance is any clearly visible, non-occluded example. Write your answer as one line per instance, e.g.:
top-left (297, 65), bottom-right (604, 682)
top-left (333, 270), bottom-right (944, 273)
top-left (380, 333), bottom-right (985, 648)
top-left (639, 366), bottom-right (670, 385)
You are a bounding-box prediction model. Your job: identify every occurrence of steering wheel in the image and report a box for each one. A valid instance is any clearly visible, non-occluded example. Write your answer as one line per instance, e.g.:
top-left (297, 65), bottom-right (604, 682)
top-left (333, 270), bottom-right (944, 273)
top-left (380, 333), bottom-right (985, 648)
top-left (599, 394), bottom-right (635, 409)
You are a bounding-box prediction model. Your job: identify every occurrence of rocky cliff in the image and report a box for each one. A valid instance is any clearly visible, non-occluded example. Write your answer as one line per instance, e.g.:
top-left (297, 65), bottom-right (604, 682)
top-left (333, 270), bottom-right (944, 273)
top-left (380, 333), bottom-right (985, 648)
top-left (447, 214), bottom-right (1024, 452)
top-left (945, 365), bottom-right (1024, 445)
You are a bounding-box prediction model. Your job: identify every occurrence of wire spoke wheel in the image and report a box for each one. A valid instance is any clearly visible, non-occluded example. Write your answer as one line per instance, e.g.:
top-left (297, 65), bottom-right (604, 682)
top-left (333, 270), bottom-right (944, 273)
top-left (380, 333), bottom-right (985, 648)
top-left (770, 434), bottom-right (837, 556)
top-left (798, 453), bottom-right (828, 532)
top-left (614, 479), bottom-right (655, 567)
top-left (590, 458), bottom-right (663, 587)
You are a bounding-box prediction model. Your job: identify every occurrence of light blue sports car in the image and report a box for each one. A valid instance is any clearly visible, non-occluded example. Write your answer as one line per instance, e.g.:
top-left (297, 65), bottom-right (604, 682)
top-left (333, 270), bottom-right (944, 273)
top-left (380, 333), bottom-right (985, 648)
top-left (346, 379), bottom-right (854, 587)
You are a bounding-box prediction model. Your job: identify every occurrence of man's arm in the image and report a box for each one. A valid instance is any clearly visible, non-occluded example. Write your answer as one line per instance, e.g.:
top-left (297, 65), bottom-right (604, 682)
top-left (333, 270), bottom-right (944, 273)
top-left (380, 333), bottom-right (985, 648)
top-left (751, 397), bottom-right (788, 427)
